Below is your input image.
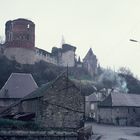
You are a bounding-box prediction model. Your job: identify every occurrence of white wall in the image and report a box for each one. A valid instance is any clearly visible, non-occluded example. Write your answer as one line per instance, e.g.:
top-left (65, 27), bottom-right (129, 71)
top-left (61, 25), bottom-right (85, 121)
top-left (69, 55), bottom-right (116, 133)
top-left (4, 47), bottom-right (36, 64)
top-left (61, 50), bottom-right (75, 67)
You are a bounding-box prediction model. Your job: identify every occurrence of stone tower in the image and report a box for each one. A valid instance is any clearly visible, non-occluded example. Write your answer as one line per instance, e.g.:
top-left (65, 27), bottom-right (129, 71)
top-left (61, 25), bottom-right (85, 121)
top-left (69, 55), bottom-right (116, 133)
top-left (4, 18), bottom-right (36, 64)
top-left (83, 48), bottom-right (97, 77)
top-left (5, 18), bottom-right (35, 49)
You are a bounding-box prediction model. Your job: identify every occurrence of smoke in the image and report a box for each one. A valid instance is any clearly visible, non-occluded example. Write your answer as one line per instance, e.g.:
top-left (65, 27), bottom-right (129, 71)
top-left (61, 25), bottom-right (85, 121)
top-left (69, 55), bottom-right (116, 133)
top-left (96, 68), bottom-right (128, 93)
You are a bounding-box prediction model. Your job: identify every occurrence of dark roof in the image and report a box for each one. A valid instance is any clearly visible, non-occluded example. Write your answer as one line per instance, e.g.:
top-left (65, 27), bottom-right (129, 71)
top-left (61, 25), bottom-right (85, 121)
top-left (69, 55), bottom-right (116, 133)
top-left (62, 44), bottom-right (76, 52)
top-left (22, 71), bottom-right (78, 100)
top-left (0, 73), bottom-right (38, 99)
top-left (86, 93), bottom-right (97, 102)
top-left (99, 93), bottom-right (140, 107)
top-left (22, 82), bottom-right (51, 100)
top-left (71, 80), bottom-right (96, 96)
top-left (51, 44), bottom-right (76, 55)
top-left (83, 48), bottom-right (96, 61)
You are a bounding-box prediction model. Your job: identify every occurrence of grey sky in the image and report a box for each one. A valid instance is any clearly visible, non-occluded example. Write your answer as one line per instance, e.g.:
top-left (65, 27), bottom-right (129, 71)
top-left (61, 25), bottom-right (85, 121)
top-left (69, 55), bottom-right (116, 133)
top-left (1, 0), bottom-right (140, 76)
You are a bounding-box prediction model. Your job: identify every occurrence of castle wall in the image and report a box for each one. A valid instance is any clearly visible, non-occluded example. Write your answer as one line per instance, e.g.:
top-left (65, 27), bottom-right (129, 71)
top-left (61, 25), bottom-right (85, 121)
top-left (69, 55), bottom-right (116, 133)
top-left (2, 18), bottom-right (98, 72)
top-left (61, 50), bottom-right (75, 67)
top-left (4, 47), bottom-right (35, 64)
top-left (35, 50), bottom-right (57, 65)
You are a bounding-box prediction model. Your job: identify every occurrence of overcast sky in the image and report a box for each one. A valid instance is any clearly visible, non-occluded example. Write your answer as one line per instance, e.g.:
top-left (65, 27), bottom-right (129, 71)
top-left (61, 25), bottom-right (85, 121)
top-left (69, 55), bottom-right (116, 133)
top-left (1, 0), bottom-right (140, 77)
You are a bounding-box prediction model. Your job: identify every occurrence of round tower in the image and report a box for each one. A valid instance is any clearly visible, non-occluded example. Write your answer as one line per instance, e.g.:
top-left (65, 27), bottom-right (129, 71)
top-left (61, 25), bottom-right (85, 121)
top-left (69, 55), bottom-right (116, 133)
top-left (5, 18), bottom-right (35, 49)
top-left (4, 18), bottom-right (36, 64)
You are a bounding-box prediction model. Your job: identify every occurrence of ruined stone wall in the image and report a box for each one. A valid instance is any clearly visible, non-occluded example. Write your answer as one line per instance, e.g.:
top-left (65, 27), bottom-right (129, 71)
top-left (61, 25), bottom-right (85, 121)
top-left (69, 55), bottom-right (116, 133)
top-left (4, 47), bottom-right (35, 64)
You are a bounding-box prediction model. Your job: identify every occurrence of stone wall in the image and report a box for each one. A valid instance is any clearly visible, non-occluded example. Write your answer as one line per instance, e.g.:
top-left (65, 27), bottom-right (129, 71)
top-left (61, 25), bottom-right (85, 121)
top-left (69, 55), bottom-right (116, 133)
top-left (97, 107), bottom-right (140, 126)
top-left (0, 130), bottom-right (77, 140)
top-left (37, 102), bottom-right (83, 129)
top-left (61, 50), bottom-right (75, 67)
top-left (16, 75), bottom-right (84, 129)
top-left (35, 49), bottom-right (57, 65)
top-left (4, 47), bottom-right (35, 64)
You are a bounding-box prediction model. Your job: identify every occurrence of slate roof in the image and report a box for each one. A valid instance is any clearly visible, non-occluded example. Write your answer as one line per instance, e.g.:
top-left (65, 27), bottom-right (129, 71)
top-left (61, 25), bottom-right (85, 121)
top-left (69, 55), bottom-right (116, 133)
top-left (99, 93), bottom-right (140, 107)
top-left (22, 82), bottom-right (51, 100)
top-left (23, 71), bottom-right (98, 102)
top-left (0, 73), bottom-right (38, 99)
top-left (86, 93), bottom-right (97, 102)
top-left (83, 48), bottom-right (96, 61)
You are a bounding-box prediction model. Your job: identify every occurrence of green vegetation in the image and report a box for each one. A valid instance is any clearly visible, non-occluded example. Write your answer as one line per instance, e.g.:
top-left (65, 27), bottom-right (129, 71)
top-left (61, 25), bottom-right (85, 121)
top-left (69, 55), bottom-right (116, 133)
top-left (0, 56), bottom-right (91, 89)
top-left (0, 56), bottom-right (140, 94)
top-left (0, 118), bottom-right (39, 130)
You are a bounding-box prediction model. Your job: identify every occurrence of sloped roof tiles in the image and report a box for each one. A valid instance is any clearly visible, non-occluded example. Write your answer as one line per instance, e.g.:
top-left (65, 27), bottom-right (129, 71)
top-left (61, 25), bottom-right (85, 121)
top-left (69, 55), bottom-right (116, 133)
top-left (0, 73), bottom-right (38, 99)
top-left (99, 93), bottom-right (140, 107)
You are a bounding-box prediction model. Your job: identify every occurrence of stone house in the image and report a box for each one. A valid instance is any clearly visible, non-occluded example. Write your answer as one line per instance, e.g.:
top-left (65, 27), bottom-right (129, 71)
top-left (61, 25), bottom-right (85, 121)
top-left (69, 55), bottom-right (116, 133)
top-left (97, 93), bottom-right (140, 126)
top-left (1, 72), bottom-right (84, 130)
top-left (85, 93), bottom-right (98, 120)
top-left (0, 73), bottom-right (38, 111)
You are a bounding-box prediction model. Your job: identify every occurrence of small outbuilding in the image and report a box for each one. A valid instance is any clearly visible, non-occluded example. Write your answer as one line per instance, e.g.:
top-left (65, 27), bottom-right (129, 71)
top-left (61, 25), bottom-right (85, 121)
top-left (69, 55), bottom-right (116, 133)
top-left (1, 72), bottom-right (84, 130)
top-left (85, 93), bottom-right (98, 120)
top-left (97, 93), bottom-right (140, 126)
top-left (0, 73), bottom-right (38, 111)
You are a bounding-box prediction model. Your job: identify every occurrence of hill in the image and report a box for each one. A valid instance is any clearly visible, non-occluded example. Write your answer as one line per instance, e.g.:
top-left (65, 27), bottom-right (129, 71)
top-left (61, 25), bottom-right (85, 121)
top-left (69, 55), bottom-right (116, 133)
top-left (0, 55), bottom-right (140, 95)
top-left (0, 55), bottom-right (91, 89)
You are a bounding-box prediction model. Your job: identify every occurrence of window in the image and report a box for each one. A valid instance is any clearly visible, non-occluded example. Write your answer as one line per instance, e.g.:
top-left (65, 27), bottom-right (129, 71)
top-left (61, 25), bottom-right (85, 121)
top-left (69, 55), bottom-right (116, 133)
top-left (91, 103), bottom-right (95, 110)
top-left (26, 34), bottom-right (29, 40)
top-left (133, 108), bottom-right (136, 113)
top-left (27, 24), bottom-right (30, 29)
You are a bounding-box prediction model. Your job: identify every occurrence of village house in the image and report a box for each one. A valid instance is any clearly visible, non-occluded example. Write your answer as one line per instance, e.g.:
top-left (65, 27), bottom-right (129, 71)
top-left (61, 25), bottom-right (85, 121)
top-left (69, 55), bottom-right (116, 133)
top-left (97, 93), bottom-right (140, 126)
top-left (85, 93), bottom-right (98, 120)
top-left (0, 73), bottom-right (38, 112)
top-left (1, 72), bottom-right (84, 130)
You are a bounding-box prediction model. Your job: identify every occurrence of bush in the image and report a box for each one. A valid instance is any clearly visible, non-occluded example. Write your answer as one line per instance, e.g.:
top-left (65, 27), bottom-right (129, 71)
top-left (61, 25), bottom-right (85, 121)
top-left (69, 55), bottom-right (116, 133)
top-left (0, 118), bottom-right (39, 130)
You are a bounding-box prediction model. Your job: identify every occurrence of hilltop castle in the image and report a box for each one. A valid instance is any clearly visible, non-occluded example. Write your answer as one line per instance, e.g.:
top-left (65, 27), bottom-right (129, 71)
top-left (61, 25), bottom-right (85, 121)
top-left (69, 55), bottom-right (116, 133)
top-left (0, 18), bottom-right (98, 77)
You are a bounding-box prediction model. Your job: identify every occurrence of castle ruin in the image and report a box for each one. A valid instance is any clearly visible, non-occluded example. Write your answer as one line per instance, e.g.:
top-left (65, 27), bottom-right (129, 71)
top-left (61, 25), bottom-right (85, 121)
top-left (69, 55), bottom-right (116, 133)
top-left (0, 18), bottom-right (98, 77)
